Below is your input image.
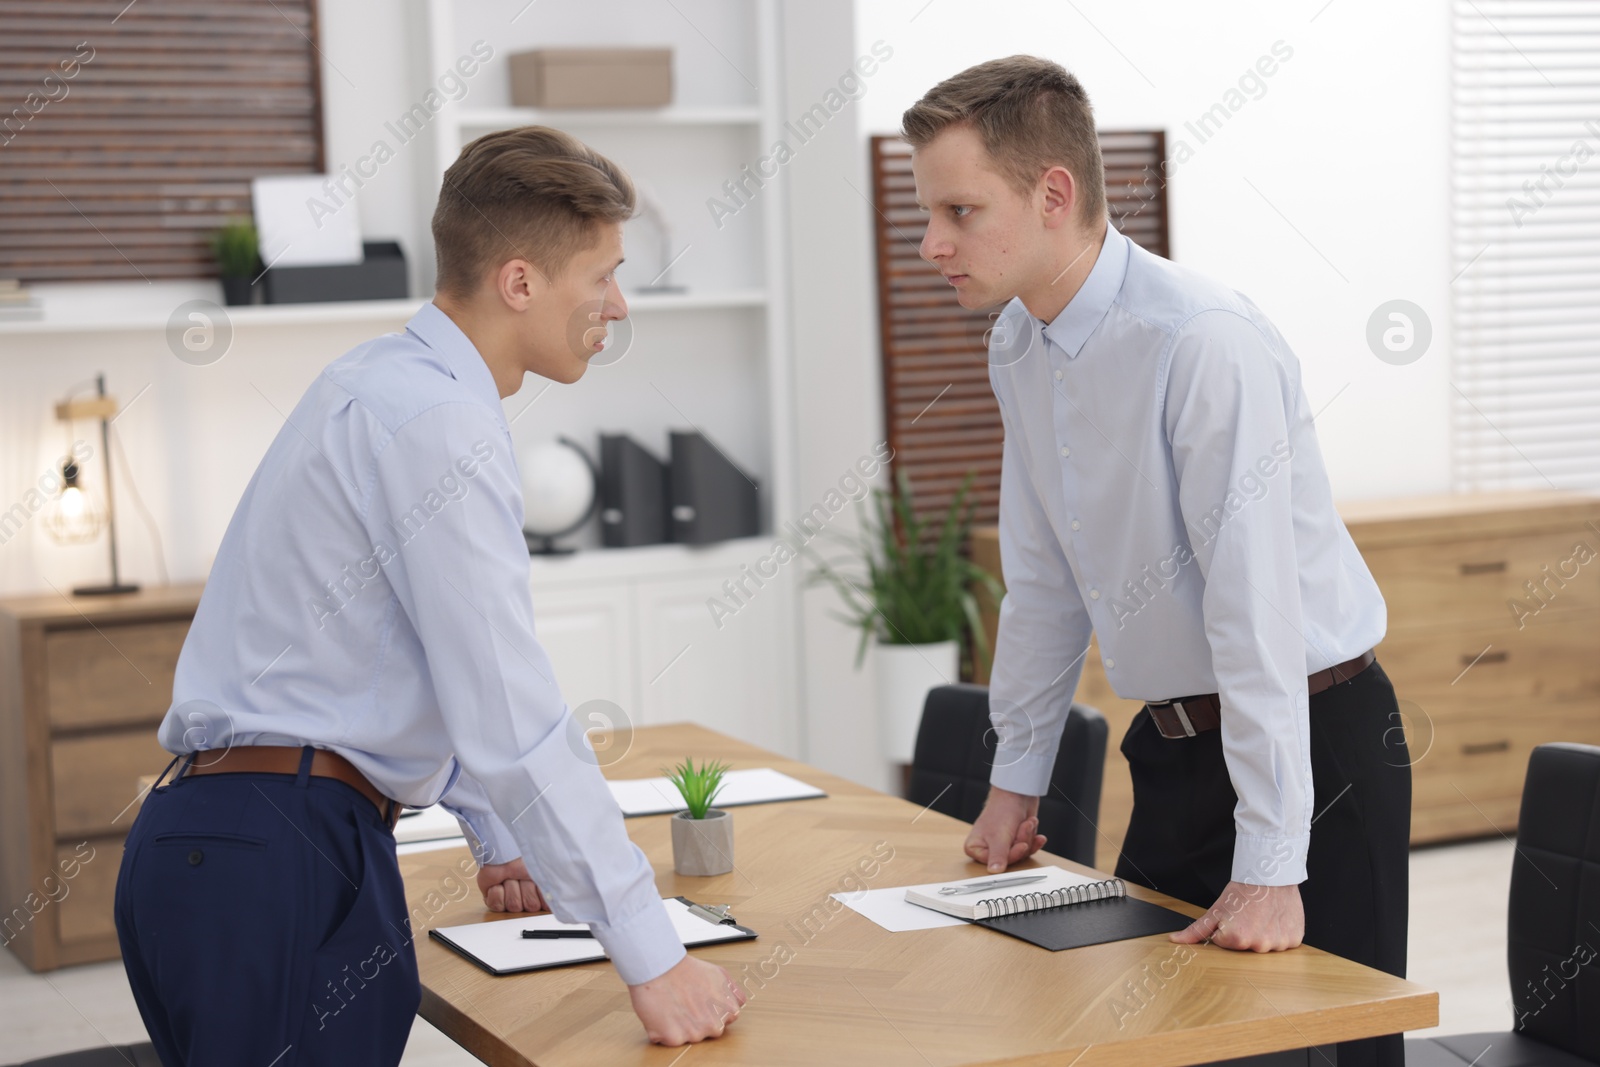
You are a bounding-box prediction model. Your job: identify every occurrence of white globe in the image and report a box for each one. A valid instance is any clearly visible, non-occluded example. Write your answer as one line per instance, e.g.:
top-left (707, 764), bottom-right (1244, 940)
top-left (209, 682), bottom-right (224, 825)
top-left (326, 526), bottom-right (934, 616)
top-left (519, 440), bottom-right (596, 536)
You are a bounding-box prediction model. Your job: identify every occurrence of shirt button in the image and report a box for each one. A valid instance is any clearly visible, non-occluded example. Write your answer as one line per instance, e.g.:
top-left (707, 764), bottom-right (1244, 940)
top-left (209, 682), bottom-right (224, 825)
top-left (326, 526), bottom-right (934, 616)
top-left (1105, 658), bottom-right (1115, 669)
top-left (1089, 588), bottom-right (1100, 600)
top-left (1059, 446), bottom-right (1071, 458)
top-left (1070, 519), bottom-right (1081, 531)
top-left (1054, 369), bottom-right (1063, 381)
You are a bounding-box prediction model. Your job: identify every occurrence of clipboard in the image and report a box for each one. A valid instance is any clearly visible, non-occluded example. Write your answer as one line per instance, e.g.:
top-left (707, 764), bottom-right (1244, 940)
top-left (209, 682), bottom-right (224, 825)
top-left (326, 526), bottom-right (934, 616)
top-left (428, 896), bottom-right (758, 976)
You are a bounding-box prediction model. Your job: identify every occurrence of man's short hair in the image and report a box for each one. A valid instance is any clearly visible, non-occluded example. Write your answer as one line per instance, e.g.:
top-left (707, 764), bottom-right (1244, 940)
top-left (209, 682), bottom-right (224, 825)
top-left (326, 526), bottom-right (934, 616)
top-left (900, 55), bottom-right (1106, 225)
top-left (431, 125), bottom-right (635, 297)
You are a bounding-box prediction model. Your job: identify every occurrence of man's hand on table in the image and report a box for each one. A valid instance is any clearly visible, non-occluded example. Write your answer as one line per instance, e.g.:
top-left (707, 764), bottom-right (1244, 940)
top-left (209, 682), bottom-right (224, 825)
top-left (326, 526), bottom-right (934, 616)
top-left (1171, 881), bottom-right (1304, 952)
top-left (967, 788), bottom-right (1305, 953)
top-left (965, 785), bottom-right (1048, 872)
top-left (629, 955), bottom-right (749, 1046)
top-left (476, 857), bottom-right (547, 913)
top-left (475, 859), bottom-right (746, 1044)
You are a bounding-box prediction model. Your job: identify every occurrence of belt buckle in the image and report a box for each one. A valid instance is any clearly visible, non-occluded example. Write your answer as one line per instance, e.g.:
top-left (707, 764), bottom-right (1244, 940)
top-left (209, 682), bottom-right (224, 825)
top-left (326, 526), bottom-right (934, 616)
top-left (1150, 699), bottom-right (1198, 739)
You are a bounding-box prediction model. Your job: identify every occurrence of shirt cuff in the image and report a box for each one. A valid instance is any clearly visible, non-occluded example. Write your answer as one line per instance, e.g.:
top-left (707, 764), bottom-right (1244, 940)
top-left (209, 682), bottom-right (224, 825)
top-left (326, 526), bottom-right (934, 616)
top-left (454, 808), bottom-right (521, 869)
top-left (988, 746), bottom-right (1055, 797)
top-left (589, 897), bottom-right (687, 986)
top-left (1231, 833), bottom-right (1309, 886)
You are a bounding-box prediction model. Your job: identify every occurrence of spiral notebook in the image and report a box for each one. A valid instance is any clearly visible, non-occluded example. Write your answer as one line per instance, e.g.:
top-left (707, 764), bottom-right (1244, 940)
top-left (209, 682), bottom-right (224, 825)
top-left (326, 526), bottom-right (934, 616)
top-left (905, 868), bottom-right (1191, 952)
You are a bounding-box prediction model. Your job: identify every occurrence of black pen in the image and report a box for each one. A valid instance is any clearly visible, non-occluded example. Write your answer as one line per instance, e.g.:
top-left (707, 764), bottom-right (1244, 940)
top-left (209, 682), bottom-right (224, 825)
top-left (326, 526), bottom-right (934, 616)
top-left (522, 929), bottom-right (595, 940)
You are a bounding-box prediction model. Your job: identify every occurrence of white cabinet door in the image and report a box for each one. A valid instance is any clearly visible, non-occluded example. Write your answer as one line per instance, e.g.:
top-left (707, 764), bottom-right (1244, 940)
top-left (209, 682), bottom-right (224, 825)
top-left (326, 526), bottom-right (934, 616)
top-left (527, 581), bottom-right (637, 716)
top-left (633, 571), bottom-right (799, 757)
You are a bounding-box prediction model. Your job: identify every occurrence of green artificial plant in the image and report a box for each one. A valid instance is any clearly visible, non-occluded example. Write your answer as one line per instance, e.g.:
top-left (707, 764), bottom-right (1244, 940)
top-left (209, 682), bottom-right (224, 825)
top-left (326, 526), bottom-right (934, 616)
top-left (807, 470), bottom-right (1004, 670)
top-left (209, 218), bottom-right (260, 279)
top-left (664, 757), bottom-right (731, 820)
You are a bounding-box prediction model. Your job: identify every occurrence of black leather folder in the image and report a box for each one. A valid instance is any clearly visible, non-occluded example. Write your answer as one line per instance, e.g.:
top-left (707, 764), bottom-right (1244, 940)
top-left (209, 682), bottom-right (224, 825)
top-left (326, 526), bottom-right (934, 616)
top-left (974, 893), bottom-right (1191, 952)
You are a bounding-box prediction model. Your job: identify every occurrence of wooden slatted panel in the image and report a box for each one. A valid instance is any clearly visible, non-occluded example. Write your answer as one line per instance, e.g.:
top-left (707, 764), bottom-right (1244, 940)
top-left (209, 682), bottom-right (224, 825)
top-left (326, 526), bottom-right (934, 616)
top-left (0, 0), bottom-right (324, 282)
top-left (871, 132), bottom-right (1170, 531)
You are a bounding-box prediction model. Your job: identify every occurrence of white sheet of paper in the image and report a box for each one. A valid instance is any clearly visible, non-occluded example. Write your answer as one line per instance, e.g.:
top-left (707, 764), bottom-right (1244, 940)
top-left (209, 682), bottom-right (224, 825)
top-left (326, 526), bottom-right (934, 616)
top-left (251, 175), bottom-right (363, 268)
top-left (831, 884), bottom-right (970, 931)
top-left (431, 896), bottom-right (750, 974)
top-left (393, 805), bottom-right (463, 844)
top-left (606, 767), bottom-right (825, 817)
top-left (831, 867), bottom-right (1106, 933)
top-left (395, 835), bottom-right (467, 856)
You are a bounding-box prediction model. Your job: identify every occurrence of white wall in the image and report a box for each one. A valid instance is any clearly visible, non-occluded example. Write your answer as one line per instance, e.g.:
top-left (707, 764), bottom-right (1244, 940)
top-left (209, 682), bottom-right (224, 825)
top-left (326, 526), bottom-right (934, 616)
top-left (781, 0), bottom-right (899, 791)
top-left (854, 0), bottom-right (1454, 500)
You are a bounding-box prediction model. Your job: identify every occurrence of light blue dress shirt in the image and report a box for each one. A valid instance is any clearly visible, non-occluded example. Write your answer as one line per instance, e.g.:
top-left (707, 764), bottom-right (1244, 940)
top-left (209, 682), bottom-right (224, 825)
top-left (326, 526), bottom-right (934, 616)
top-left (986, 227), bottom-right (1386, 886)
top-left (157, 302), bottom-right (685, 984)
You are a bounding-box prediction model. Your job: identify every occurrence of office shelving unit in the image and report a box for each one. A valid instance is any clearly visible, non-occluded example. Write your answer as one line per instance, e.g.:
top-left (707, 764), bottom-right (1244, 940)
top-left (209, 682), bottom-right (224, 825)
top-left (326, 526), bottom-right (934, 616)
top-left (417, 0), bottom-right (802, 755)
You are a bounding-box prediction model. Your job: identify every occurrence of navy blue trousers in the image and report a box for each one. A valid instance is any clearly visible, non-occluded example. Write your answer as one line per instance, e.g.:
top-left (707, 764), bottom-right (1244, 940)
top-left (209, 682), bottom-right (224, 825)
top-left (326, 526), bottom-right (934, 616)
top-left (114, 748), bottom-right (421, 1066)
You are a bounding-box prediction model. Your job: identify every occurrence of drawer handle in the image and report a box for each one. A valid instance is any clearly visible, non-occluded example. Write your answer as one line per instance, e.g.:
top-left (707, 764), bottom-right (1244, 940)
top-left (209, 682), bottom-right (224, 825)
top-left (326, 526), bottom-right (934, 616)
top-left (1463, 649), bottom-right (1510, 666)
top-left (1459, 560), bottom-right (1508, 575)
top-left (1462, 740), bottom-right (1511, 756)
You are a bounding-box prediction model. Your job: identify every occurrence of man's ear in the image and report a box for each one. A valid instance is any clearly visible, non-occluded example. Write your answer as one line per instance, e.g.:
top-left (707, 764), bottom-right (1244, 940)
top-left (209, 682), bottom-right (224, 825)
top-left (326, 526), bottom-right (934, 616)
top-left (494, 257), bottom-right (547, 311)
top-left (1039, 165), bottom-right (1078, 230)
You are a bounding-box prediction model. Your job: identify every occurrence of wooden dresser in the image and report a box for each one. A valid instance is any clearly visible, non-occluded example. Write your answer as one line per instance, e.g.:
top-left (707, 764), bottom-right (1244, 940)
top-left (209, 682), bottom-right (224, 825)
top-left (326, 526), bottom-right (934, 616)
top-left (972, 491), bottom-right (1600, 869)
top-left (0, 584), bottom-right (202, 971)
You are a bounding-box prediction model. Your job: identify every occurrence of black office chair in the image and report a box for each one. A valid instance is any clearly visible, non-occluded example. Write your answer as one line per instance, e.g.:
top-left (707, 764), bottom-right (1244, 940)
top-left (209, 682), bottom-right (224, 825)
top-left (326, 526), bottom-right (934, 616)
top-left (906, 683), bottom-right (1107, 867)
top-left (1406, 742), bottom-right (1600, 1067)
top-left (8, 1045), bottom-right (162, 1067)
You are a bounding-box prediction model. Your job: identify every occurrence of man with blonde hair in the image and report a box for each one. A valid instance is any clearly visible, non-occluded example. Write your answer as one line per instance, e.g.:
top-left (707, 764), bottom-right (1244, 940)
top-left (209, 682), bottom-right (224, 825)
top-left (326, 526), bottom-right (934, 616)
top-left (904, 57), bottom-right (1407, 1067)
top-left (115, 126), bottom-right (746, 1062)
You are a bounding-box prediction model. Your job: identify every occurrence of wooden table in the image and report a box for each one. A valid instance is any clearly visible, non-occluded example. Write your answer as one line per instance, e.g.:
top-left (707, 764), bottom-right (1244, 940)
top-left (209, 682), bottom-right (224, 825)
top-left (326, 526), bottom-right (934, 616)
top-left (398, 724), bottom-right (1437, 1066)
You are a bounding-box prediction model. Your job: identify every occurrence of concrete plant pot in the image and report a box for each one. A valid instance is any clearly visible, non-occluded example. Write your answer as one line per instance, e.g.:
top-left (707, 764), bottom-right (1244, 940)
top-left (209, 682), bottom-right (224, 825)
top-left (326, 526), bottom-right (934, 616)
top-left (671, 808), bottom-right (734, 876)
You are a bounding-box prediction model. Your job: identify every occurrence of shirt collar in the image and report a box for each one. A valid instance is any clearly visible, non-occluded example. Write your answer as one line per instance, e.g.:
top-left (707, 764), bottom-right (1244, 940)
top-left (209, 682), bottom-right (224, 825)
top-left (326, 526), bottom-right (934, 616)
top-left (404, 301), bottom-right (506, 415)
top-left (1040, 225), bottom-right (1131, 359)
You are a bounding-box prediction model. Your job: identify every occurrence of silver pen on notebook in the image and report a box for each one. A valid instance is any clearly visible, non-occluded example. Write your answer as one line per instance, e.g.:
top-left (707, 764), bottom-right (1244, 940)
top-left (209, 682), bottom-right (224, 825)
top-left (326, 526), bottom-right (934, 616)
top-left (937, 874), bottom-right (1050, 896)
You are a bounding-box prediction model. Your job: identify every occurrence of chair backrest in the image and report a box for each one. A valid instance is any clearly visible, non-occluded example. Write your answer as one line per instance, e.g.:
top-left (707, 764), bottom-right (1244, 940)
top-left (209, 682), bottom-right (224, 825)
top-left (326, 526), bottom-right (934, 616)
top-left (906, 683), bottom-right (1107, 867)
top-left (1507, 742), bottom-right (1600, 1061)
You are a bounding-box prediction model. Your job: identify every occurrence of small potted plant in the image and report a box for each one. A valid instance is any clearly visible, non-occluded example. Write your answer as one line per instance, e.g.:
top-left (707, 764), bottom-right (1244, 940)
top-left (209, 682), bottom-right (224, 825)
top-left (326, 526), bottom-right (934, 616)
top-left (666, 757), bottom-right (733, 876)
top-left (807, 471), bottom-right (1004, 766)
top-left (210, 217), bottom-right (260, 306)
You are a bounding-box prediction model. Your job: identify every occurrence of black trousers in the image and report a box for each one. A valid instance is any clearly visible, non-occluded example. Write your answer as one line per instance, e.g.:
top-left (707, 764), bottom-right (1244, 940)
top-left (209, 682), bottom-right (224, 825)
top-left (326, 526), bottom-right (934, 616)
top-left (1114, 659), bottom-right (1411, 1067)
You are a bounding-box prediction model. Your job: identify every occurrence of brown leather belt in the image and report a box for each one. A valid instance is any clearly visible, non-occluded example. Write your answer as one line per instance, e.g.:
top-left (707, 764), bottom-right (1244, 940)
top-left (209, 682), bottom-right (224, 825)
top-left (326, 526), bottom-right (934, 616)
top-left (1144, 649), bottom-right (1377, 740)
top-left (178, 745), bottom-right (402, 829)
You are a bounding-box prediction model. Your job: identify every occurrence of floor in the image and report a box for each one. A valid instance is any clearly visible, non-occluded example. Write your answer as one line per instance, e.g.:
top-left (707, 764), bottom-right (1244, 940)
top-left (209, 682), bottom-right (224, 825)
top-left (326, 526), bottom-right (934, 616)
top-left (0, 838), bottom-right (1514, 1064)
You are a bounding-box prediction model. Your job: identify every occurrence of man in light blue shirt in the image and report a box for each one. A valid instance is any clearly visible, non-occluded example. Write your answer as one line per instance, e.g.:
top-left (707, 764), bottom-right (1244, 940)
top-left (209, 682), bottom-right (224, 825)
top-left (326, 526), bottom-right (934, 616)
top-left (114, 127), bottom-right (747, 1063)
top-left (903, 59), bottom-right (1409, 1067)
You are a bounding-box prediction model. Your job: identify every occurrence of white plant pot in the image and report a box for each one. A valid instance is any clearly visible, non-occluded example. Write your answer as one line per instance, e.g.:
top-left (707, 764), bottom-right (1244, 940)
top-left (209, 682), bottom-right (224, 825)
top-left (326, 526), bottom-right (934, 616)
top-left (873, 639), bottom-right (960, 764)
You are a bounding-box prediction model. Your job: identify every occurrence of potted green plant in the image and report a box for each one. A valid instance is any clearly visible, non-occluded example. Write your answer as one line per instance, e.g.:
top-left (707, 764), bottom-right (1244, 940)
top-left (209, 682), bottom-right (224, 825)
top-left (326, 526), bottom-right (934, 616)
top-left (807, 471), bottom-right (1004, 765)
top-left (210, 218), bottom-right (260, 306)
top-left (665, 757), bottom-right (733, 876)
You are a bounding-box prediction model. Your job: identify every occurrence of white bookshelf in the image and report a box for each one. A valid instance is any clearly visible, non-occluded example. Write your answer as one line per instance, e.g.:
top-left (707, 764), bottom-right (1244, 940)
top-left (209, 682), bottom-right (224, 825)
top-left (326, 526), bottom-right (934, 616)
top-left (0, 290), bottom-right (766, 336)
top-left (456, 105), bottom-right (762, 128)
top-left (418, 0), bottom-right (801, 755)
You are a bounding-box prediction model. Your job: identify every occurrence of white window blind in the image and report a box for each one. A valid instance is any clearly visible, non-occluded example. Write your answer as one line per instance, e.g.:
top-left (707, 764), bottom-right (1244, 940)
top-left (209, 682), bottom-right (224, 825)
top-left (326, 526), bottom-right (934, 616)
top-left (1452, 0), bottom-right (1600, 491)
